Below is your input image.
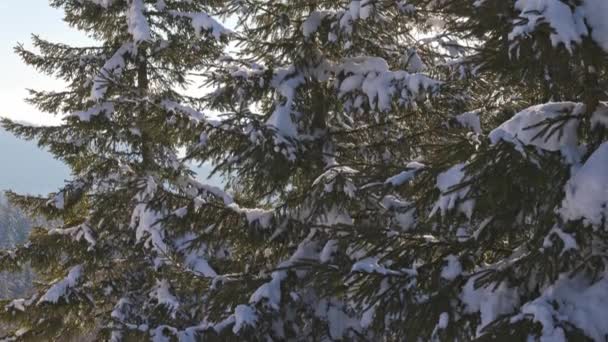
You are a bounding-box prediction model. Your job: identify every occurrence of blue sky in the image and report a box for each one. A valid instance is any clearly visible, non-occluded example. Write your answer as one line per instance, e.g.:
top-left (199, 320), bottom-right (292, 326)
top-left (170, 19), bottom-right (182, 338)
top-left (0, 0), bottom-right (91, 125)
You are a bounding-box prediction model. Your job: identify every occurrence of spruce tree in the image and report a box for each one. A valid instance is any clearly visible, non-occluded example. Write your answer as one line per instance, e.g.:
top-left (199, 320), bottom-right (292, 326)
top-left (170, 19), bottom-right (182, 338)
top-left (195, 0), bottom-right (446, 340)
top-left (0, 0), bottom-right (231, 340)
top-left (192, 0), bottom-right (608, 341)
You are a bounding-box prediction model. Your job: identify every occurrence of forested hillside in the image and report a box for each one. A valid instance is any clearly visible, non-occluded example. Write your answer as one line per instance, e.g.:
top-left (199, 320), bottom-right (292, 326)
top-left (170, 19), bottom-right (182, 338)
top-left (0, 194), bottom-right (32, 299)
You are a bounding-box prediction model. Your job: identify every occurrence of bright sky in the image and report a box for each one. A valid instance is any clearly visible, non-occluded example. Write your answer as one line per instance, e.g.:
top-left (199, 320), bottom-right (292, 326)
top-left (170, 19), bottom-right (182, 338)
top-left (0, 0), bottom-right (92, 126)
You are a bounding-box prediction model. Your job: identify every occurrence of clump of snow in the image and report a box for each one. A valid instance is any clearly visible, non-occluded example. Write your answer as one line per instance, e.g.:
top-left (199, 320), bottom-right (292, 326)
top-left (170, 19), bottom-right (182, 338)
top-left (170, 11), bottom-right (231, 40)
top-left (38, 265), bottom-right (83, 304)
top-left (243, 208), bottom-right (274, 228)
top-left (131, 203), bottom-right (167, 253)
top-left (249, 271), bottom-right (285, 310)
top-left (233, 305), bottom-right (258, 334)
top-left (455, 110), bottom-right (482, 133)
top-left (315, 299), bottom-right (361, 339)
top-left (6, 298), bottom-right (33, 312)
top-left (91, 43), bottom-right (134, 101)
top-left (437, 312), bottom-right (449, 329)
top-left (127, 0), bottom-right (151, 43)
top-left (385, 162), bottom-right (425, 186)
top-left (509, 0), bottom-right (586, 52)
top-left (150, 280), bottom-right (179, 317)
top-left (320, 239), bottom-right (338, 264)
top-left (381, 195), bottom-right (416, 231)
top-left (349, 0), bottom-right (375, 20)
top-left (430, 163), bottom-right (474, 219)
top-left (111, 297), bottom-right (131, 322)
top-left (509, 0), bottom-right (608, 53)
top-left (590, 102), bottom-right (608, 129)
top-left (580, 0), bottom-right (608, 52)
top-left (175, 234), bottom-right (218, 278)
top-left (351, 257), bottom-right (415, 276)
top-left (489, 102), bottom-right (583, 154)
top-left (46, 192), bottom-right (65, 209)
top-left (154, 0), bottom-right (166, 11)
top-left (440, 255), bottom-right (462, 280)
top-left (248, 236), bottom-right (318, 313)
top-left (72, 102), bottom-right (114, 121)
top-left (542, 225), bottom-right (577, 253)
top-left (267, 66), bottom-right (305, 139)
top-left (560, 142), bottom-right (608, 229)
top-left (460, 276), bottom-right (520, 336)
top-left (337, 56), bottom-right (440, 113)
top-left (302, 11), bottom-right (325, 37)
top-left (511, 273), bottom-right (608, 342)
top-left (403, 48), bottom-right (427, 73)
top-left (80, 0), bottom-right (115, 8)
top-left (49, 223), bottom-right (97, 250)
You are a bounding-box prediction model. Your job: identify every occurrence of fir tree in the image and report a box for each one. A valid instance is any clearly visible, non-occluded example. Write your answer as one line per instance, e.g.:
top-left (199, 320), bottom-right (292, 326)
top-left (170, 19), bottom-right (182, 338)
top-left (192, 0), bottom-right (608, 340)
top-left (0, 0), bottom-right (231, 340)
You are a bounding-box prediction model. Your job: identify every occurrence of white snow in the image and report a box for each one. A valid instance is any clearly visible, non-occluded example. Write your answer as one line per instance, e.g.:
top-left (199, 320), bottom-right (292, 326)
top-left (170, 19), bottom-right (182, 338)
top-left (302, 11), bottom-right (324, 37)
top-left (320, 239), bottom-right (339, 264)
top-left (266, 66), bottom-right (305, 140)
top-left (46, 191), bottom-right (65, 209)
top-left (127, 0), bottom-right (151, 43)
top-left (38, 265), bottom-right (83, 304)
top-left (349, 0), bottom-right (374, 20)
top-left (49, 223), bottom-right (97, 250)
top-left (111, 297), bottom-right (131, 321)
top-left (590, 102), bottom-right (608, 129)
top-left (337, 56), bottom-right (440, 112)
top-left (437, 312), bottom-right (449, 329)
top-left (560, 142), bottom-right (608, 229)
top-left (150, 280), bottom-right (179, 317)
top-left (351, 257), bottom-right (414, 276)
top-left (71, 102), bottom-right (114, 121)
top-left (175, 234), bottom-right (218, 278)
top-left (314, 298), bottom-right (361, 339)
top-left (385, 162), bottom-right (425, 186)
top-left (80, 0), bottom-right (114, 8)
top-left (430, 163), bottom-right (474, 219)
top-left (91, 42), bottom-right (134, 101)
top-left (440, 255), bottom-right (462, 280)
top-left (580, 0), bottom-right (608, 52)
top-left (510, 0), bottom-right (608, 53)
top-left (131, 203), bottom-right (167, 253)
top-left (249, 271), bottom-right (285, 309)
top-left (489, 102), bottom-right (583, 153)
top-left (511, 273), bottom-right (608, 342)
top-left (510, 0), bottom-right (587, 52)
top-left (170, 11), bottom-right (231, 41)
top-left (455, 110), bottom-right (481, 133)
top-left (233, 305), bottom-right (258, 334)
top-left (242, 208), bottom-right (274, 228)
top-left (381, 195), bottom-right (416, 231)
top-left (460, 276), bottom-right (520, 336)
top-left (404, 48), bottom-right (427, 73)
top-left (542, 225), bottom-right (577, 253)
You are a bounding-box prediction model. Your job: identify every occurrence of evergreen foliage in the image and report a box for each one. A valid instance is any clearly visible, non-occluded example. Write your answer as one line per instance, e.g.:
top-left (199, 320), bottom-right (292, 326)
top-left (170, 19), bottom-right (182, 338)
top-left (1, 0), bottom-right (608, 341)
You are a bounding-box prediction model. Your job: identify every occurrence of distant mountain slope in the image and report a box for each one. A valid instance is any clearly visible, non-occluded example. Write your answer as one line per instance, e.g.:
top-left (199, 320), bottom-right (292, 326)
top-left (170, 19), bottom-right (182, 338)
top-left (0, 128), bottom-right (68, 195)
top-left (0, 128), bottom-right (223, 196)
